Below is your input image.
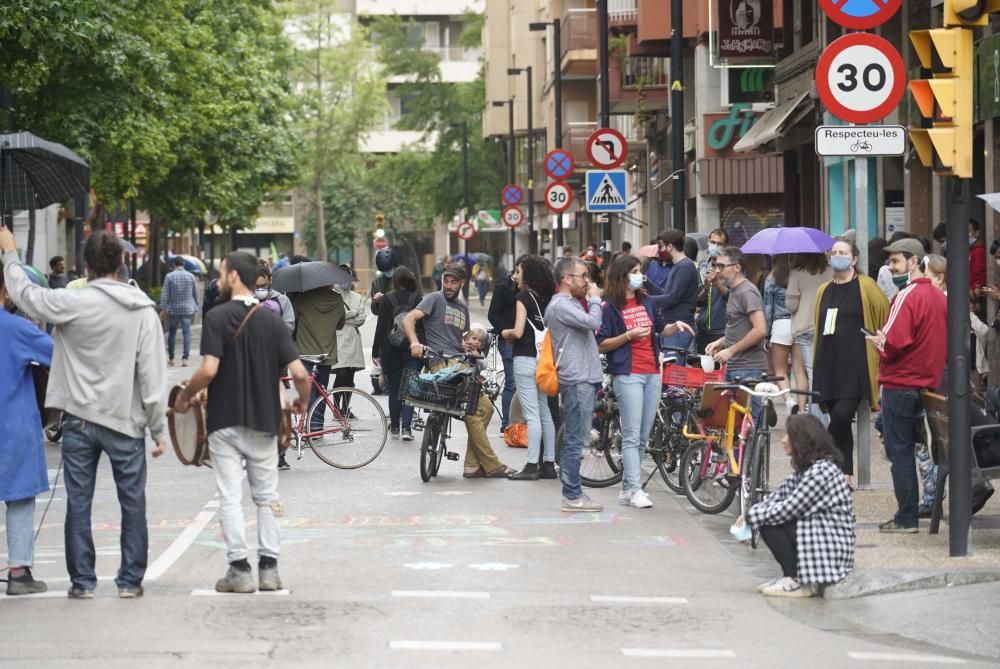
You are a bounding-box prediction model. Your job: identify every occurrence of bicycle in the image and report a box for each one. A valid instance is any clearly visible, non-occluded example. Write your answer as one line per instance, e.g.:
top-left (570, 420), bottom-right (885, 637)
top-left (680, 377), bottom-right (814, 537)
top-left (281, 354), bottom-right (388, 469)
top-left (850, 140), bottom-right (872, 152)
top-left (401, 350), bottom-right (484, 482)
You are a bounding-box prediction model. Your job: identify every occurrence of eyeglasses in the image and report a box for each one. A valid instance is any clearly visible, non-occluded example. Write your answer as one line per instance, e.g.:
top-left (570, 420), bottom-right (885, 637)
top-left (714, 262), bottom-right (739, 269)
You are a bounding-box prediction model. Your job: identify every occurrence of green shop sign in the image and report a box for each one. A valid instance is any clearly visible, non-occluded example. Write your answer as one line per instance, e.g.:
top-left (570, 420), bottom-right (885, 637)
top-left (707, 103), bottom-right (759, 151)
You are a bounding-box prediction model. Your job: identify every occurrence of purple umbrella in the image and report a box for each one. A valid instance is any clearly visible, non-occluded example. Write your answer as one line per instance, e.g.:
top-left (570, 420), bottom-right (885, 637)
top-left (740, 227), bottom-right (835, 255)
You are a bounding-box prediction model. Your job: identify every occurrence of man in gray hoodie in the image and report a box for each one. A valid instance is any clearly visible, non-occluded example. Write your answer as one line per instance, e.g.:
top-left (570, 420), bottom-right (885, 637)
top-left (546, 257), bottom-right (604, 513)
top-left (0, 227), bottom-right (167, 599)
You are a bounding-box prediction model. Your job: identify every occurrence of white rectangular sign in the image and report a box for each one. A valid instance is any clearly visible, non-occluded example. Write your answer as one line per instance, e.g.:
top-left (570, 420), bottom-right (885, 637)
top-left (814, 125), bottom-right (907, 157)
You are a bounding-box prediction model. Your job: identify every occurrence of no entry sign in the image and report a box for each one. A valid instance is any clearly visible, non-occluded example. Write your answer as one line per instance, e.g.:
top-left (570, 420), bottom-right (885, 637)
top-left (545, 181), bottom-right (573, 214)
top-left (815, 33), bottom-right (906, 125)
top-left (818, 0), bottom-right (901, 31)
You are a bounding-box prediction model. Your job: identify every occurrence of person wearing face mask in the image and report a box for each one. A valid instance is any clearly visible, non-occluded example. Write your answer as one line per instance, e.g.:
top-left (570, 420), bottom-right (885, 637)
top-left (254, 261), bottom-right (295, 334)
top-left (597, 255), bottom-right (694, 508)
top-left (785, 252), bottom-right (833, 414)
top-left (812, 239), bottom-right (888, 487)
top-left (864, 238), bottom-right (947, 533)
top-left (580, 243), bottom-right (604, 267)
top-left (645, 235), bottom-right (674, 293)
top-left (330, 264), bottom-right (367, 427)
top-left (695, 228), bottom-right (729, 353)
top-left (644, 229), bottom-right (699, 363)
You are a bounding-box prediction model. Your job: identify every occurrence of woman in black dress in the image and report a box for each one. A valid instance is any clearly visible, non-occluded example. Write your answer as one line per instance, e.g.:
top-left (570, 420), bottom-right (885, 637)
top-left (812, 239), bottom-right (889, 485)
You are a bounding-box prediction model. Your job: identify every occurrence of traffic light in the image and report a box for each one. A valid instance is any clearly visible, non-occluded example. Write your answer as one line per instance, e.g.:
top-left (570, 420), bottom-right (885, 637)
top-left (907, 28), bottom-right (973, 178)
top-left (944, 0), bottom-right (1000, 26)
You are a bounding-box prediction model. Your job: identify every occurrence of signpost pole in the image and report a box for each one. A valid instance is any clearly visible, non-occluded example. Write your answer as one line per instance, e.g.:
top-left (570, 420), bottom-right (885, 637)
top-left (553, 18), bottom-right (564, 253)
top-left (507, 98), bottom-right (516, 267)
top-left (527, 66), bottom-right (536, 255)
top-left (670, 0), bottom-right (685, 233)
top-left (854, 154), bottom-right (871, 489)
top-left (597, 0), bottom-right (612, 259)
top-left (461, 121), bottom-right (470, 257)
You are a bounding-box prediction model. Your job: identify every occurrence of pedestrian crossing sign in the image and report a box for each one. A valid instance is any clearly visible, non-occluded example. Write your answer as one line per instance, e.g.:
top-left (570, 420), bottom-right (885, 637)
top-left (585, 170), bottom-right (627, 212)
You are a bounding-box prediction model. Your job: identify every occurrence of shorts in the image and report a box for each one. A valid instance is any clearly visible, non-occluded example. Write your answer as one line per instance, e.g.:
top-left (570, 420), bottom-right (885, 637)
top-left (769, 318), bottom-right (792, 346)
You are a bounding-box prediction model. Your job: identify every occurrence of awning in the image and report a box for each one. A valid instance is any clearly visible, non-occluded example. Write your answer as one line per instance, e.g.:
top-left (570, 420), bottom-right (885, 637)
top-left (733, 92), bottom-right (812, 153)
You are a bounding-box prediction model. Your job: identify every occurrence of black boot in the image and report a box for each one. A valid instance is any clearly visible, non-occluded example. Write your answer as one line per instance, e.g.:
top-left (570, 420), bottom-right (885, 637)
top-left (540, 461), bottom-right (558, 479)
top-left (508, 463), bottom-right (540, 480)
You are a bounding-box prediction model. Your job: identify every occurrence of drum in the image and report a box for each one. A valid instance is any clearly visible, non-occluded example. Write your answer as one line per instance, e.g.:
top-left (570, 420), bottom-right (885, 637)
top-left (167, 384), bottom-right (208, 466)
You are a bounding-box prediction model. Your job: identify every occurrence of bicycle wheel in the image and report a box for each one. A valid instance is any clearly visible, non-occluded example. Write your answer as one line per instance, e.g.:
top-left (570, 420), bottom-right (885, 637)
top-left (652, 410), bottom-right (691, 494)
top-left (307, 388), bottom-right (387, 469)
top-left (554, 412), bottom-right (623, 488)
top-left (681, 441), bottom-right (737, 514)
top-left (420, 414), bottom-right (442, 482)
top-left (747, 430), bottom-right (769, 548)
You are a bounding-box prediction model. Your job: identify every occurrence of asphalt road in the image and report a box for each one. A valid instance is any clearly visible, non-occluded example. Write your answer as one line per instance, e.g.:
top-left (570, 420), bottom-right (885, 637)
top-left (1, 301), bottom-right (995, 668)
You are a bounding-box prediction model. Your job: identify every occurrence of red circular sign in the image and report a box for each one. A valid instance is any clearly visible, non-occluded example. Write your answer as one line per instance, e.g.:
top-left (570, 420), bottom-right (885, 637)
top-left (544, 149), bottom-right (576, 180)
top-left (586, 128), bottom-right (628, 169)
top-left (501, 205), bottom-right (524, 229)
top-left (545, 182), bottom-right (573, 214)
top-left (818, 0), bottom-right (901, 30)
top-left (374, 237), bottom-right (388, 250)
top-left (456, 221), bottom-right (476, 241)
top-left (815, 33), bottom-right (906, 125)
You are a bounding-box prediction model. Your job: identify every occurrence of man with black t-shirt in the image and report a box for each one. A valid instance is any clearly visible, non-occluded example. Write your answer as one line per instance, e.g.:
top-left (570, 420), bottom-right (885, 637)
top-left (175, 252), bottom-right (310, 594)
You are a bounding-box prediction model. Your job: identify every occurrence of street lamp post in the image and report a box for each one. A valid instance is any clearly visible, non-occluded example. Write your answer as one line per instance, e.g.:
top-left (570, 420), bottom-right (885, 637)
top-left (508, 67), bottom-right (536, 255)
top-left (491, 99), bottom-right (516, 262)
top-left (670, 0), bottom-right (685, 232)
top-left (597, 0), bottom-right (611, 259)
top-left (449, 121), bottom-right (471, 256)
top-left (529, 20), bottom-right (564, 251)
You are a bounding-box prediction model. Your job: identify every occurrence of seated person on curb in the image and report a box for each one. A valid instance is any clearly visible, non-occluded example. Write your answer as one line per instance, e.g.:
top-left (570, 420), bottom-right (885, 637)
top-left (741, 414), bottom-right (855, 599)
top-left (403, 264), bottom-right (517, 479)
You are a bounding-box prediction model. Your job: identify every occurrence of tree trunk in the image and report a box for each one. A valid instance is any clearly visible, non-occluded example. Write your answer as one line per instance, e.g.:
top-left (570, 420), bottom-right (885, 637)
top-left (25, 207), bottom-right (35, 266)
top-left (314, 178), bottom-right (328, 261)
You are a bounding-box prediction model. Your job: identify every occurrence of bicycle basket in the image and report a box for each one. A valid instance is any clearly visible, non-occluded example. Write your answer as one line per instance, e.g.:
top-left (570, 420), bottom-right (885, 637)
top-left (662, 364), bottom-right (726, 388)
top-left (401, 368), bottom-right (481, 417)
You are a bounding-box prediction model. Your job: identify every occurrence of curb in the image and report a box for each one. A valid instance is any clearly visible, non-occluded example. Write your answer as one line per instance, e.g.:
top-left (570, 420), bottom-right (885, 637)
top-left (823, 569), bottom-right (1000, 600)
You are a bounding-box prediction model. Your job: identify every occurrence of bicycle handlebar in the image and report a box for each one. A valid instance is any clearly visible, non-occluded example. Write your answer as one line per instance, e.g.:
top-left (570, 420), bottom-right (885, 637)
top-left (714, 381), bottom-right (821, 400)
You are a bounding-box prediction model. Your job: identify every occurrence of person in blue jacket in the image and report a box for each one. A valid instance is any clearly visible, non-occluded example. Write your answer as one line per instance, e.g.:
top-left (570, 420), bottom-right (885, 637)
top-left (0, 265), bottom-right (53, 595)
top-left (597, 255), bottom-right (694, 510)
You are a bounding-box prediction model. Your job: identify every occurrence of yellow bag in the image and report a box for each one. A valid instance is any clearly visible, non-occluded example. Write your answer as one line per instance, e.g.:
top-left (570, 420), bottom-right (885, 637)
top-left (535, 329), bottom-right (562, 397)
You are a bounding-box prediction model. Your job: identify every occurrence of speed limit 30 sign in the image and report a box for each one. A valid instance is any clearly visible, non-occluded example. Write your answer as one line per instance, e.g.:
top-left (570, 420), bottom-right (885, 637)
top-left (545, 182), bottom-right (573, 214)
top-left (502, 205), bottom-right (524, 229)
top-left (816, 33), bottom-right (906, 125)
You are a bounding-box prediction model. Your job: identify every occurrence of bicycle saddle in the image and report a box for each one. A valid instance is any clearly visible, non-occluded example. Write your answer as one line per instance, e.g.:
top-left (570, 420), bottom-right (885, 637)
top-left (300, 353), bottom-right (330, 365)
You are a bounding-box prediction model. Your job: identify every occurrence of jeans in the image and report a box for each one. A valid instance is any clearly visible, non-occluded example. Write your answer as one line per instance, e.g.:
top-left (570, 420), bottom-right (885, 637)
top-left (661, 330), bottom-right (694, 366)
top-left (513, 356), bottom-right (556, 465)
top-left (725, 368), bottom-right (765, 425)
top-left (5, 497), bottom-right (36, 567)
top-left (476, 280), bottom-right (489, 305)
top-left (760, 520), bottom-right (798, 578)
top-left (386, 358), bottom-right (422, 430)
top-left (304, 362), bottom-right (332, 432)
top-left (794, 330), bottom-right (824, 421)
top-left (208, 426), bottom-right (281, 563)
top-left (499, 341), bottom-right (516, 429)
top-left (880, 388), bottom-right (924, 528)
top-left (62, 415), bottom-right (148, 590)
top-left (559, 382), bottom-right (597, 500)
top-left (167, 313), bottom-right (193, 361)
top-left (613, 373), bottom-right (661, 493)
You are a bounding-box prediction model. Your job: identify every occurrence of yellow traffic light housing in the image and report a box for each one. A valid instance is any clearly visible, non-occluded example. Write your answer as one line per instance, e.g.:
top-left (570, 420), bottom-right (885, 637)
top-left (944, 0), bottom-right (1000, 26)
top-left (908, 28), bottom-right (973, 179)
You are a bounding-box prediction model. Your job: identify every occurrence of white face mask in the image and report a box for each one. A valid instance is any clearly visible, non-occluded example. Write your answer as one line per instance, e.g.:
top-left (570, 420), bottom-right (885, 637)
top-left (628, 273), bottom-right (644, 290)
top-left (707, 243), bottom-right (721, 257)
top-left (254, 288), bottom-right (269, 299)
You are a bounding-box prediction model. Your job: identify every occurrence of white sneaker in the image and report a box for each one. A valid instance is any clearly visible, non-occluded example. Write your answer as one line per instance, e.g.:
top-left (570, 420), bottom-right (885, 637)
top-left (760, 576), bottom-right (814, 598)
top-left (755, 576), bottom-right (783, 593)
top-left (617, 489), bottom-right (632, 506)
top-left (629, 489), bottom-right (653, 509)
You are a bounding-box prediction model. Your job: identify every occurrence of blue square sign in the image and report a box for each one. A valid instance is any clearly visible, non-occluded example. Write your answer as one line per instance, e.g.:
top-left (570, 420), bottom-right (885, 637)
top-left (585, 170), bottom-right (627, 213)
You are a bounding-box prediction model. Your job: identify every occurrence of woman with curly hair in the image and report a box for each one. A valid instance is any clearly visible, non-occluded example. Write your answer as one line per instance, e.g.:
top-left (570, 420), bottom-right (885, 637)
top-left (745, 414), bottom-right (855, 598)
top-left (501, 255), bottom-right (558, 480)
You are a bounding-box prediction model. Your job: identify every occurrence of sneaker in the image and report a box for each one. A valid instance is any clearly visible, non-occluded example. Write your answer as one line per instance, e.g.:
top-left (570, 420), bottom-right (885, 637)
top-left (917, 504), bottom-right (933, 519)
top-left (67, 585), bottom-right (94, 599)
top-left (5, 568), bottom-right (47, 596)
top-left (540, 461), bottom-right (558, 479)
top-left (508, 463), bottom-right (540, 481)
top-left (617, 489), bottom-right (632, 506)
top-left (259, 564), bottom-right (282, 592)
top-left (167, 359), bottom-right (175, 367)
top-left (761, 576), bottom-right (814, 598)
top-left (401, 427), bottom-right (414, 442)
top-left (389, 426), bottom-right (400, 438)
top-left (755, 576), bottom-right (783, 593)
top-left (215, 565), bottom-right (256, 593)
top-left (879, 519), bottom-right (918, 534)
top-left (561, 494), bottom-right (603, 513)
top-left (118, 585), bottom-right (144, 598)
top-left (629, 489), bottom-right (654, 509)
top-left (277, 454), bottom-right (291, 471)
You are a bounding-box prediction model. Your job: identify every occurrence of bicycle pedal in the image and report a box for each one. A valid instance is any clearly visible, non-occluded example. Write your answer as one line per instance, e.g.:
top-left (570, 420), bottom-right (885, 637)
top-left (446, 452), bottom-right (460, 461)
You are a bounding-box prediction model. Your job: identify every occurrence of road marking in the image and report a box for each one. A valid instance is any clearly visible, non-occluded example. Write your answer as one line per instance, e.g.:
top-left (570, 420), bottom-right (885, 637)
top-left (389, 641), bottom-right (502, 652)
top-left (0, 591), bottom-right (72, 600)
top-left (591, 595), bottom-right (688, 604)
top-left (848, 652), bottom-right (966, 664)
top-left (468, 562), bottom-right (519, 571)
top-left (145, 502), bottom-right (218, 582)
top-left (402, 562), bottom-right (453, 570)
top-left (391, 590), bottom-right (490, 599)
top-left (434, 491), bottom-right (471, 496)
top-left (622, 649), bottom-right (736, 659)
top-left (385, 492), bottom-right (422, 496)
top-left (190, 589), bottom-right (291, 597)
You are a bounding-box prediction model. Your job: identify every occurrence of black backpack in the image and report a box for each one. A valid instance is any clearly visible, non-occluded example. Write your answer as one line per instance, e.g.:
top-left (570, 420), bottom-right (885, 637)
top-left (386, 292), bottom-right (418, 349)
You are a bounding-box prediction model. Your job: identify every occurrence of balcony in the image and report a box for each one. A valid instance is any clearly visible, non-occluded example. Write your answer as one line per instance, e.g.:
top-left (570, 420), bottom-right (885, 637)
top-left (560, 9), bottom-right (597, 78)
top-left (609, 0), bottom-right (638, 25)
top-left (561, 122), bottom-right (597, 172)
top-left (609, 56), bottom-right (670, 114)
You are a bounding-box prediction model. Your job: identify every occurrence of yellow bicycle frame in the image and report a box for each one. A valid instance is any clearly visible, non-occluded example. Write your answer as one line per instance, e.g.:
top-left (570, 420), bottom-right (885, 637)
top-left (680, 388), bottom-right (753, 476)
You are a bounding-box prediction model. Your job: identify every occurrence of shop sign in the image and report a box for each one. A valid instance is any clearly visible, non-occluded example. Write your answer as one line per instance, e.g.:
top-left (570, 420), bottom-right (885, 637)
top-left (717, 0), bottom-right (775, 59)
top-left (705, 103), bottom-right (762, 155)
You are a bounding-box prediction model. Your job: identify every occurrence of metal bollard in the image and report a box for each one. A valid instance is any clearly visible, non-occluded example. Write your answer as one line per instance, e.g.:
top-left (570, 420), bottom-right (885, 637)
top-left (857, 400), bottom-right (871, 489)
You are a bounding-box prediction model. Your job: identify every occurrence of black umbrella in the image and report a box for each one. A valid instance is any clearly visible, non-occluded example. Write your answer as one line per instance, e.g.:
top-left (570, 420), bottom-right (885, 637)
top-left (1, 132), bottom-right (90, 216)
top-left (271, 261), bottom-right (351, 294)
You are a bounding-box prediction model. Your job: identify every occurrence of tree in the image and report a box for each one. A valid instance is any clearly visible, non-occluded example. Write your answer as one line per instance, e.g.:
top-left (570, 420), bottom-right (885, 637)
top-left (283, 1), bottom-right (387, 261)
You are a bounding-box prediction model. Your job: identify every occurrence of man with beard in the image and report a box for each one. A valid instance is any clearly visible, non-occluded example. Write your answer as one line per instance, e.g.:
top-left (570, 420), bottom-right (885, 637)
top-left (403, 264), bottom-right (516, 478)
top-left (175, 252), bottom-right (311, 592)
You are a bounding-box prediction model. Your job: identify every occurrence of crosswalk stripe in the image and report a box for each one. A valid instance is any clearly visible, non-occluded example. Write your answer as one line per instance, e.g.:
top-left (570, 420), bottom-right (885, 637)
top-left (591, 595), bottom-right (688, 604)
top-left (847, 652), bottom-right (966, 664)
top-left (391, 590), bottom-right (489, 599)
top-left (389, 641), bottom-right (502, 651)
top-left (622, 649), bottom-right (736, 658)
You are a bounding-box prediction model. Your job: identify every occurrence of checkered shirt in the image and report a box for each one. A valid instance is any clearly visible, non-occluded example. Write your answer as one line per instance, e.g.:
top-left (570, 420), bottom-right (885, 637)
top-left (747, 458), bottom-right (856, 584)
top-left (160, 268), bottom-right (198, 316)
